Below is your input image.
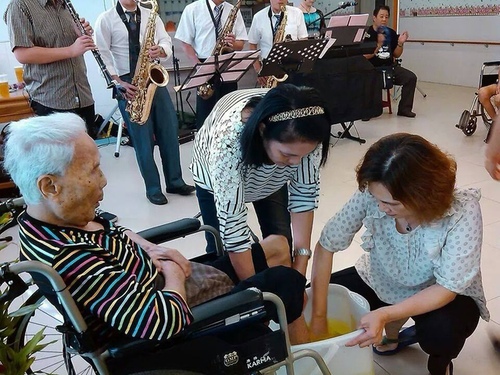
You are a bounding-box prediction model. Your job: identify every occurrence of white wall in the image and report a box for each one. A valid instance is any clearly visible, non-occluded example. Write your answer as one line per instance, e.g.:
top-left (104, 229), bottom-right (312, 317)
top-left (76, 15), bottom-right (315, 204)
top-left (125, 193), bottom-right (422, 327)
top-left (399, 15), bottom-right (500, 88)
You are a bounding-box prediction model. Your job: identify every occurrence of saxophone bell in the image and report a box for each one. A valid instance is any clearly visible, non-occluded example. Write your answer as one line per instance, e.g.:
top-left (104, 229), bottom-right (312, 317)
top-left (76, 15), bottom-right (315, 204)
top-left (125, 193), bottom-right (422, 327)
top-left (149, 63), bottom-right (169, 87)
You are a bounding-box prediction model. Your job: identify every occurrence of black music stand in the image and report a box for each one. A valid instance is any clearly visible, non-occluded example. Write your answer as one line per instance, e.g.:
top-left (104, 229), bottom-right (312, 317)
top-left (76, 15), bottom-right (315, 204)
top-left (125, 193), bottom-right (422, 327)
top-left (260, 39), bottom-right (331, 78)
top-left (174, 50), bottom-right (260, 93)
top-left (324, 25), bottom-right (368, 145)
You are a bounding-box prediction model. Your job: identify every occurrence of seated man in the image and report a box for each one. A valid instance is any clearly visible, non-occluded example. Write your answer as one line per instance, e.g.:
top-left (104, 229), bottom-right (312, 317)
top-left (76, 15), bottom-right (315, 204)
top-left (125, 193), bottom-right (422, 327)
top-left (3, 112), bottom-right (308, 374)
top-left (478, 68), bottom-right (500, 119)
top-left (364, 5), bottom-right (418, 118)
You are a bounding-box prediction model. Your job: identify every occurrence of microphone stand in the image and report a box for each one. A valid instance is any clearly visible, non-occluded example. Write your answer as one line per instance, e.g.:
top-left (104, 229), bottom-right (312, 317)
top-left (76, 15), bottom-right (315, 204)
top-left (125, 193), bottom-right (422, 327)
top-left (306, 4), bottom-right (351, 28)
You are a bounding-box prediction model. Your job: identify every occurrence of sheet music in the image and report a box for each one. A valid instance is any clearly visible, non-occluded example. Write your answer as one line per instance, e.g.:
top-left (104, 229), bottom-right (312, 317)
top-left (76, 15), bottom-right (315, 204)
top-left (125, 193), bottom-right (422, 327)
top-left (226, 50), bottom-right (260, 70)
top-left (348, 14), bottom-right (369, 26)
top-left (319, 38), bottom-right (336, 59)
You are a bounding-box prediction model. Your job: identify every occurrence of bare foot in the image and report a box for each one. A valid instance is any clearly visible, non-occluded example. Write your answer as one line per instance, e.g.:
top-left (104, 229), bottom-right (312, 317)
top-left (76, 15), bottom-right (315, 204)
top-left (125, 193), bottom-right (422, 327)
top-left (288, 315), bottom-right (310, 345)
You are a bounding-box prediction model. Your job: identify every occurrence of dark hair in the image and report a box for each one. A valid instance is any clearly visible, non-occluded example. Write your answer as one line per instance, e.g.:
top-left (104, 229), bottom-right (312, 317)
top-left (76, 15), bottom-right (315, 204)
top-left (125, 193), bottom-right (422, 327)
top-left (240, 84), bottom-right (331, 167)
top-left (356, 133), bottom-right (457, 223)
top-left (243, 96), bottom-right (263, 111)
top-left (373, 5), bottom-right (390, 17)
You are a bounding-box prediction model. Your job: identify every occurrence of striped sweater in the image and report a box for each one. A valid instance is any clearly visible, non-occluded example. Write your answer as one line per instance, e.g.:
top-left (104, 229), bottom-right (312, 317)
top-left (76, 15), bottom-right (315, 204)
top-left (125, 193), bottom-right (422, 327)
top-left (18, 212), bottom-right (193, 343)
top-left (191, 88), bottom-right (322, 253)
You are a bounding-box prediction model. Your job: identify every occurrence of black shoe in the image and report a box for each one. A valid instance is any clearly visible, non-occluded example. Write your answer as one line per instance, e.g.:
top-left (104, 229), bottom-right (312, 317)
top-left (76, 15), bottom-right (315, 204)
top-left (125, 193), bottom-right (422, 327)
top-left (361, 117), bottom-right (371, 121)
top-left (166, 184), bottom-right (195, 196)
top-left (397, 111), bottom-right (416, 118)
top-left (95, 209), bottom-right (118, 223)
top-left (146, 192), bottom-right (168, 205)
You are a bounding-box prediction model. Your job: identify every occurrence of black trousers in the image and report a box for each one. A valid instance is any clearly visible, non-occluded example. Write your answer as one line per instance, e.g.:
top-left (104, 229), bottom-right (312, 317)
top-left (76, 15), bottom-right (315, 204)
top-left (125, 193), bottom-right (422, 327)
top-left (196, 183), bottom-right (292, 254)
top-left (330, 267), bottom-right (480, 375)
top-left (195, 81), bottom-right (237, 129)
top-left (30, 100), bottom-right (97, 139)
top-left (394, 65), bottom-right (417, 113)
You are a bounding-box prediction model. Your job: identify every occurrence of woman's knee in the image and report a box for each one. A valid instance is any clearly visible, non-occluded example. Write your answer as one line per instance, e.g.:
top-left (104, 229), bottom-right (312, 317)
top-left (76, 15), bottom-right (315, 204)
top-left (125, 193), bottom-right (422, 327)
top-left (261, 234), bottom-right (291, 267)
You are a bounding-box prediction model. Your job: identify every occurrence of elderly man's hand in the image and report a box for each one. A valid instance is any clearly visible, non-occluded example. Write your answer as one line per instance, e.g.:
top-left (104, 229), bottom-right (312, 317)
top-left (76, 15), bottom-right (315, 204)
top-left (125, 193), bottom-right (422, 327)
top-left (147, 246), bottom-right (191, 278)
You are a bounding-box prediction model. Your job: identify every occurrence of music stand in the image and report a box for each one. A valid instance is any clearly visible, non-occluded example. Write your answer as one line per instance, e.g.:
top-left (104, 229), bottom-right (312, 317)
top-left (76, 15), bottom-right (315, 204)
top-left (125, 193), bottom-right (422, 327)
top-left (174, 50), bottom-right (260, 93)
top-left (260, 39), bottom-right (331, 78)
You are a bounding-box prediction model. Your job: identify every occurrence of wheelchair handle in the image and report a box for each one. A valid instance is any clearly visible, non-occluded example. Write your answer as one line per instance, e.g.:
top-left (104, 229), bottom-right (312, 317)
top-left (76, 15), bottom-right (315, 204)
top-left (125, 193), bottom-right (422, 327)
top-left (0, 197), bottom-right (25, 215)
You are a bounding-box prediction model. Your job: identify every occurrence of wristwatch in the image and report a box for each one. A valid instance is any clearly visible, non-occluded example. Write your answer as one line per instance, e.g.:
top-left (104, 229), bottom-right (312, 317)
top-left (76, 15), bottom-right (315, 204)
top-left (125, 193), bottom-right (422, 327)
top-left (293, 248), bottom-right (312, 259)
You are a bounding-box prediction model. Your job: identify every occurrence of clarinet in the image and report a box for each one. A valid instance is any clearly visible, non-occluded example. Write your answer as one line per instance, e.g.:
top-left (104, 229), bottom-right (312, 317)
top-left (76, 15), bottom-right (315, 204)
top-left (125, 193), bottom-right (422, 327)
top-left (63, 0), bottom-right (126, 99)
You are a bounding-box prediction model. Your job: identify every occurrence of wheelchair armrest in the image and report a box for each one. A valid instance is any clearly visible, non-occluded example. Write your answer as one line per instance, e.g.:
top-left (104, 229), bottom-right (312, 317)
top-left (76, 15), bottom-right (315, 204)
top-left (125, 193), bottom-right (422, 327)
top-left (106, 288), bottom-right (265, 359)
top-left (137, 218), bottom-right (201, 244)
top-left (483, 61), bottom-right (500, 67)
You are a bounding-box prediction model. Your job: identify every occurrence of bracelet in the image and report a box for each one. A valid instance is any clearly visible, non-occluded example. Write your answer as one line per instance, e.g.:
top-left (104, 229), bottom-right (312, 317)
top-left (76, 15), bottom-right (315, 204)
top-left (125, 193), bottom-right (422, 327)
top-left (397, 43), bottom-right (404, 48)
top-left (293, 248), bottom-right (312, 259)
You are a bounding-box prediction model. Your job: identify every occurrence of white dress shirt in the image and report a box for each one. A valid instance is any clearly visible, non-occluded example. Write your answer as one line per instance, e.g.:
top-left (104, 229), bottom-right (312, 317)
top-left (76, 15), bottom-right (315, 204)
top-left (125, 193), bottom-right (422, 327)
top-left (248, 5), bottom-right (308, 59)
top-left (94, 3), bottom-right (172, 77)
top-left (175, 0), bottom-right (248, 59)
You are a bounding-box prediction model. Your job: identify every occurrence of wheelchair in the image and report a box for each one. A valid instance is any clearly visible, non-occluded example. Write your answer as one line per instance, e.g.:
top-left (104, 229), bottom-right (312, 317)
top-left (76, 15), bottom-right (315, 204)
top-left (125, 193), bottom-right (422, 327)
top-left (456, 61), bottom-right (500, 137)
top-left (0, 213), bottom-right (331, 375)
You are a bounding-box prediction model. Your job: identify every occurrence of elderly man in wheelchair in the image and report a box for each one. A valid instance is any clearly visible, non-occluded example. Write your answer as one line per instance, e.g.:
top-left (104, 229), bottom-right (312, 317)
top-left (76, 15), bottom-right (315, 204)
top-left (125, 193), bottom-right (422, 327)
top-left (2, 112), bottom-right (329, 375)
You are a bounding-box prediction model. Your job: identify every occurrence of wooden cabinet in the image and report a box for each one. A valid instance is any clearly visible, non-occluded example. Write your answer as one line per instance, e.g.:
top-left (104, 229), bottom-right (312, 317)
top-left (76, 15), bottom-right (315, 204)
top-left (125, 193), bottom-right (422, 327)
top-left (0, 89), bottom-right (33, 124)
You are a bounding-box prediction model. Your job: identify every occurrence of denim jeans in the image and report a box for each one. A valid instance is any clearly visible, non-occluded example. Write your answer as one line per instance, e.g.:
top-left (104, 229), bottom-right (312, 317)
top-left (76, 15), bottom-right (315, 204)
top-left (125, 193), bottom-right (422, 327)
top-left (196, 183), bottom-right (292, 254)
top-left (118, 80), bottom-right (185, 196)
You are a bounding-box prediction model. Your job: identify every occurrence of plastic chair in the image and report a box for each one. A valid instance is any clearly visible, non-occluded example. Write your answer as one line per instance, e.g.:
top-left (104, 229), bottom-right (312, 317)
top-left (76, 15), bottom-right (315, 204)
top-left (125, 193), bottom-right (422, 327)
top-left (382, 89), bottom-right (392, 114)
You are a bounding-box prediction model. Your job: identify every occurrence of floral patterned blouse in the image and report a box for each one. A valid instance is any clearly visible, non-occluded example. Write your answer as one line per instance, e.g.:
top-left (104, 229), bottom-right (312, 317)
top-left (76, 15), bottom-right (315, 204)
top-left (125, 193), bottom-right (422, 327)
top-left (319, 188), bottom-right (489, 320)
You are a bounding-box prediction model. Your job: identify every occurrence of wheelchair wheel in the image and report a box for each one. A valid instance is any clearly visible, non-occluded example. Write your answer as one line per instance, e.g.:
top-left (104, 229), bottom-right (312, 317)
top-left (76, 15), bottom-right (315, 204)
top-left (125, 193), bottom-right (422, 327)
top-left (7, 290), bottom-right (96, 375)
top-left (457, 110), bottom-right (470, 130)
top-left (462, 116), bottom-right (478, 136)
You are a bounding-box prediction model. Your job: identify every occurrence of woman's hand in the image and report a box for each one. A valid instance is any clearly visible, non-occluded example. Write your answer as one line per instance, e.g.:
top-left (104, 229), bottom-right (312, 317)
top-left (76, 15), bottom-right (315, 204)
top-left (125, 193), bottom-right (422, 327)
top-left (346, 308), bottom-right (388, 347)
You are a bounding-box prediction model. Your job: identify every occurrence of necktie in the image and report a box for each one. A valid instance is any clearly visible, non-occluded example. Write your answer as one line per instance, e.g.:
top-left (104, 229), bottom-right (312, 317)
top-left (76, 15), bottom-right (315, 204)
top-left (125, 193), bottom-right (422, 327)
top-left (273, 14), bottom-right (281, 34)
top-left (125, 11), bottom-right (140, 75)
top-left (214, 4), bottom-right (224, 37)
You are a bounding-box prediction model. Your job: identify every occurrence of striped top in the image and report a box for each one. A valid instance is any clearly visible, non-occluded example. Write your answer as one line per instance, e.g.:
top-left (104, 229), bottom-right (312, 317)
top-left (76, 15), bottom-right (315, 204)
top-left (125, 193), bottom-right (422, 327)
top-left (18, 212), bottom-right (193, 343)
top-left (5, 0), bottom-right (93, 110)
top-left (191, 88), bottom-right (322, 253)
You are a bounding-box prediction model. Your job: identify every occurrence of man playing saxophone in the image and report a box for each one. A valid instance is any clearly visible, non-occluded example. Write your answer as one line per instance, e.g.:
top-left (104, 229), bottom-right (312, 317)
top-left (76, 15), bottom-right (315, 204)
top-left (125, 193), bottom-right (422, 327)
top-left (248, 0), bottom-right (308, 87)
top-left (95, 0), bottom-right (194, 206)
top-left (175, 0), bottom-right (248, 129)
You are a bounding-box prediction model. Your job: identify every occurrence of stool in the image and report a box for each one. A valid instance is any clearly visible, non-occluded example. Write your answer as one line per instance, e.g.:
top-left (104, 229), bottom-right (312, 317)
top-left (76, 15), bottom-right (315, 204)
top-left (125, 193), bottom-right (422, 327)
top-left (382, 88), bottom-right (392, 114)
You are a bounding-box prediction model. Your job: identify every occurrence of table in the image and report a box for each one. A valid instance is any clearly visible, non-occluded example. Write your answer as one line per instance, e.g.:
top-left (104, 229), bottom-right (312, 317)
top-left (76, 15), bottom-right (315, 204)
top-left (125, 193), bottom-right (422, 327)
top-left (0, 89), bottom-right (33, 123)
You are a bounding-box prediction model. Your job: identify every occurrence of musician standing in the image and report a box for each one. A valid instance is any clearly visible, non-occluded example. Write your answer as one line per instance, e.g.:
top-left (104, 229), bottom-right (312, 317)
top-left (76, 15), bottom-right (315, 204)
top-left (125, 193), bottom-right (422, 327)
top-left (5, 0), bottom-right (97, 138)
top-left (95, 0), bottom-right (194, 205)
top-left (364, 5), bottom-right (418, 118)
top-left (175, 0), bottom-right (248, 129)
top-left (248, 0), bottom-right (307, 87)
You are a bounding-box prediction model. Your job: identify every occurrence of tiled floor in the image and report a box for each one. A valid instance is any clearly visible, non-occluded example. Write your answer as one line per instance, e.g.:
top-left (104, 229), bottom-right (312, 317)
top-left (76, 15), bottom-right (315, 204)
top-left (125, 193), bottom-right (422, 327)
top-left (2, 81), bottom-right (500, 374)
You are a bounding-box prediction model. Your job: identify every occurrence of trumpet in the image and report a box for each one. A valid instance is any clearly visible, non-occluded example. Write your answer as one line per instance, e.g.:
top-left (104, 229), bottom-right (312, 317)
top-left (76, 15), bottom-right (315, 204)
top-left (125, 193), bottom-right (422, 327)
top-left (63, 0), bottom-right (126, 100)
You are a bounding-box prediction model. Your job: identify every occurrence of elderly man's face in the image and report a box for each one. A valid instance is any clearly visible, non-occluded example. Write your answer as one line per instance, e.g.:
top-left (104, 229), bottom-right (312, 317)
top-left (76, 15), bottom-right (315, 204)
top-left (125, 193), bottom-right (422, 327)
top-left (50, 133), bottom-right (107, 227)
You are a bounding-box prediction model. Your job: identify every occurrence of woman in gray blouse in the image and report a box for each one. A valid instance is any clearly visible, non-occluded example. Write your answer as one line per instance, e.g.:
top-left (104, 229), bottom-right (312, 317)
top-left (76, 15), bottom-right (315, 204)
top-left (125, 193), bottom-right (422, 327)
top-left (310, 133), bottom-right (487, 375)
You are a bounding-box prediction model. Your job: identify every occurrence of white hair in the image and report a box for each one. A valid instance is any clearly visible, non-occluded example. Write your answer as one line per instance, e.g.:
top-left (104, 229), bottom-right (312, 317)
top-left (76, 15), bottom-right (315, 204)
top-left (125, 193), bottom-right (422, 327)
top-left (3, 112), bottom-right (87, 205)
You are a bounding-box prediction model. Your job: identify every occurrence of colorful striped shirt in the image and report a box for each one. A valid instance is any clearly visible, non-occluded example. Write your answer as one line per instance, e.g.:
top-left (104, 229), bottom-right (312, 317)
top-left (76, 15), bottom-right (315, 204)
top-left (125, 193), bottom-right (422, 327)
top-left (18, 212), bottom-right (193, 342)
top-left (190, 88), bottom-right (322, 253)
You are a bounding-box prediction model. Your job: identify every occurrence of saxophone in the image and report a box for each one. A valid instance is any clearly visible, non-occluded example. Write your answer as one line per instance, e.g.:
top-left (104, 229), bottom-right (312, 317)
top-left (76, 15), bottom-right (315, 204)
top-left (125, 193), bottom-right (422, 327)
top-left (263, 5), bottom-right (291, 89)
top-left (126, 0), bottom-right (169, 125)
top-left (197, 0), bottom-right (242, 100)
